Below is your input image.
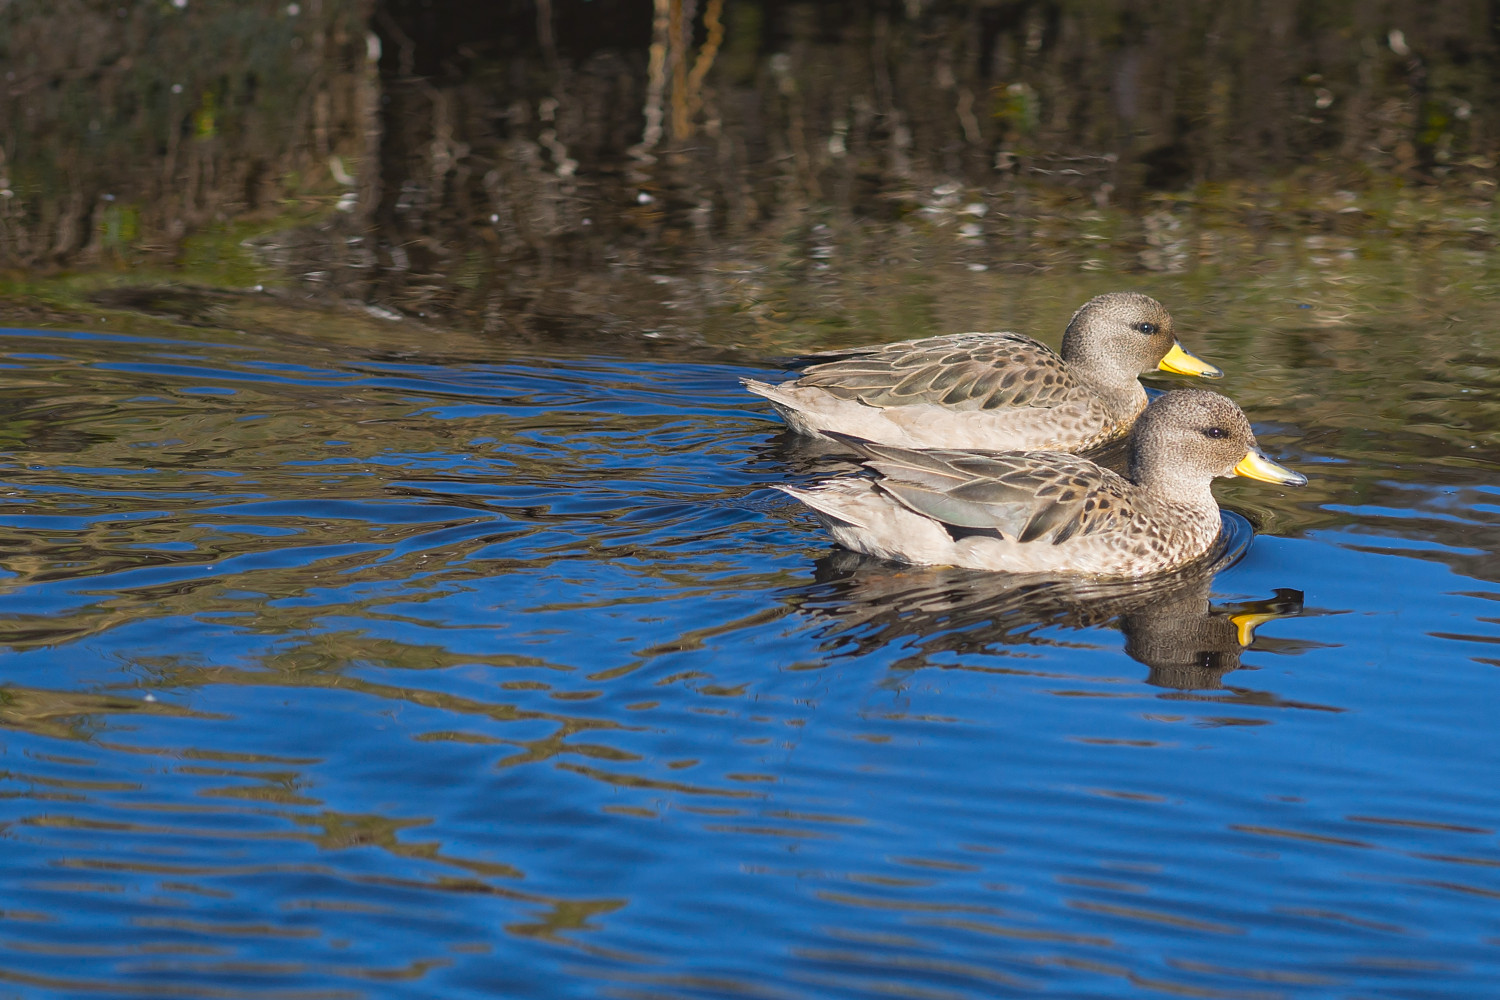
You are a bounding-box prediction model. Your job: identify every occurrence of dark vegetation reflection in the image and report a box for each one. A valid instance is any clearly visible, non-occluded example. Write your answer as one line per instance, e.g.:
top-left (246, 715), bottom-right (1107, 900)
top-left (6, 0), bottom-right (1500, 342)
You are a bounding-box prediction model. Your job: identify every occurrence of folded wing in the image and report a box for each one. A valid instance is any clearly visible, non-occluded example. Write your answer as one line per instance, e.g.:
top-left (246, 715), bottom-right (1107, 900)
top-left (828, 435), bottom-right (1133, 545)
top-left (795, 333), bottom-right (1080, 411)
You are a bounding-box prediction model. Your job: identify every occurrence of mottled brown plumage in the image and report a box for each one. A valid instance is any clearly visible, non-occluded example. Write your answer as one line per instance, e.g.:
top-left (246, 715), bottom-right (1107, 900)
top-left (779, 390), bottom-right (1306, 577)
top-left (795, 331), bottom-right (1076, 410)
top-left (744, 292), bottom-right (1222, 452)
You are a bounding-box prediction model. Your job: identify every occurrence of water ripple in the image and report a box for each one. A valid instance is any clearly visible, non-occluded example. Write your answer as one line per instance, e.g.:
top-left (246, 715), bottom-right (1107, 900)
top-left (0, 323), bottom-right (1495, 998)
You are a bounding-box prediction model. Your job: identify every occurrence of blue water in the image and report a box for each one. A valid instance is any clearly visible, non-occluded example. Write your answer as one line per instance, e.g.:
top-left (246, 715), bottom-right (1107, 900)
top-left (0, 321), bottom-right (1496, 999)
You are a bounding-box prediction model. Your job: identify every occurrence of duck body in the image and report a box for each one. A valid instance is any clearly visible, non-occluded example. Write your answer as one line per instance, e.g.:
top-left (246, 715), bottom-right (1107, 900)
top-left (779, 390), bottom-right (1306, 578)
top-left (782, 448), bottom-right (1224, 576)
top-left (744, 292), bottom-right (1221, 453)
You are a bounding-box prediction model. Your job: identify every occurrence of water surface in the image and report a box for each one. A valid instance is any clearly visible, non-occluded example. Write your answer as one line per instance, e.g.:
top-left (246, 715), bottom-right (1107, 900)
top-left (0, 277), bottom-right (1498, 999)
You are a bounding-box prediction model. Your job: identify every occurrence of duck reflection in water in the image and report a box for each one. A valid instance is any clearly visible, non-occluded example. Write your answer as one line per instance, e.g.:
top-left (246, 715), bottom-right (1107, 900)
top-left (799, 546), bottom-right (1304, 690)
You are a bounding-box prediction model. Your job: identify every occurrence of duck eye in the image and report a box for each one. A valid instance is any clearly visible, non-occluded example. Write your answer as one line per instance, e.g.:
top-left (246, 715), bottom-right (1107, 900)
top-left (1202, 427), bottom-right (1228, 439)
top-left (1135, 321), bottom-right (1159, 335)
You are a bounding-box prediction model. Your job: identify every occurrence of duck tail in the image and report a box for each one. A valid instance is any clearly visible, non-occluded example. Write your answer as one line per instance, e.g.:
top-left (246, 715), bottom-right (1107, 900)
top-left (777, 480), bottom-right (873, 530)
top-left (741, 377), bottom-right (798, 408)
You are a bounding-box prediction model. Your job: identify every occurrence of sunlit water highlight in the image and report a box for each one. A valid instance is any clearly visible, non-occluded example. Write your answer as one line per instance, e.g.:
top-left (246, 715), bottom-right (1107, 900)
top-left (0, 318), bottom-right (1497, 1000)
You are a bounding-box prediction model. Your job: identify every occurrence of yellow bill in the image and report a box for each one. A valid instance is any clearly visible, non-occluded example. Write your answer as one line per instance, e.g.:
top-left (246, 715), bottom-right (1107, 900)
top-left (1229, 610), bottom-right (1285, 648)
top-left (1233, 450), bottom-right (1308, 487)
top-left (1158, 341), bottom-right (1223, 379)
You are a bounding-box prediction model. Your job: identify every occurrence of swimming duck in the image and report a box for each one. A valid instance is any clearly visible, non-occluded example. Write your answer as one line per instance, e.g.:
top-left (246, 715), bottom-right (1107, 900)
top-left (778, 390), bottom-right (1305, 577)
top-left (743, 291), bottom-right (1221, 452)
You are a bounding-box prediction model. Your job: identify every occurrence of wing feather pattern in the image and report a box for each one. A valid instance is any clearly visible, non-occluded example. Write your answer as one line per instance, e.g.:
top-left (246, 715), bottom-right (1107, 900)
top-left (794, 332), bottom-right (1080, 411)
top-left (830, 435), bottom-right (1137, 546)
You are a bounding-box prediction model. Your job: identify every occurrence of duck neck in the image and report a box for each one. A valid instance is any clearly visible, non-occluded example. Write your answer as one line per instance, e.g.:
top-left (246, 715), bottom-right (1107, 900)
top-left (1070, 362), bottom-right (1147, 419)
top-left (1129, 450), bottom-right (1218, 513)
top-left (1060, 328), bottom-right (1149, 418)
